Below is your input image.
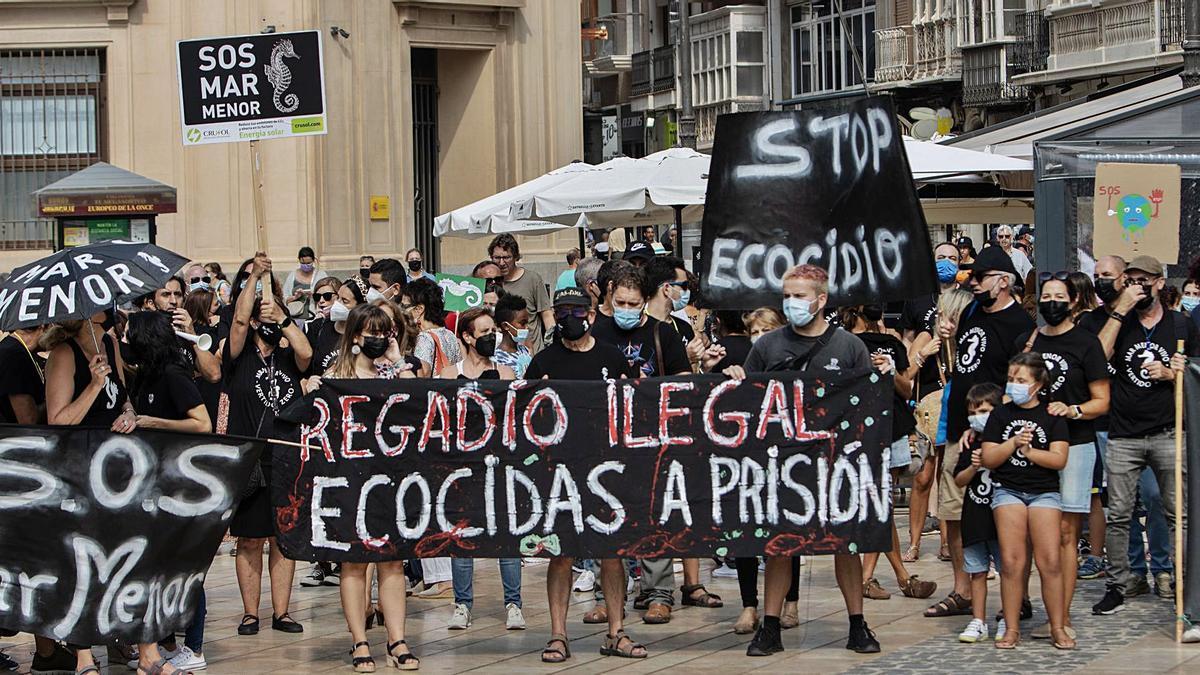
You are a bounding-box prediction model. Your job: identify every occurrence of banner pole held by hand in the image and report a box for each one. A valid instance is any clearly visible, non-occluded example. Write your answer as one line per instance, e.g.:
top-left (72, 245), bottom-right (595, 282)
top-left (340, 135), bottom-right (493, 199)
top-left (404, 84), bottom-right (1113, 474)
top-left (1175, 338), bottom-right (1185, 643)
top-left (250, 140), bottom-right (274, 298)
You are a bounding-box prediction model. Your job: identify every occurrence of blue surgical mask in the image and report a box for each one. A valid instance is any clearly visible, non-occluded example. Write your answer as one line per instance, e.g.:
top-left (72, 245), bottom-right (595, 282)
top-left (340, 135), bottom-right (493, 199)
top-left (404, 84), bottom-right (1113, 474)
top-left (936, 259), bottom-right (959, 284)
top-left (614, 306), bottom-right (644, 330)
top-left (782, 297), bottom-right (815, 328)
top-left (1006, 382), bottom-right (1034, 405)
top-left (672, 289), bottom-right (691, 311)
top-left (1183, 296), bottom-right (1200, 313)
top-left (968, 412), bottom-right (990, 433)
top-left (189, 281), bottom-right (211, 293)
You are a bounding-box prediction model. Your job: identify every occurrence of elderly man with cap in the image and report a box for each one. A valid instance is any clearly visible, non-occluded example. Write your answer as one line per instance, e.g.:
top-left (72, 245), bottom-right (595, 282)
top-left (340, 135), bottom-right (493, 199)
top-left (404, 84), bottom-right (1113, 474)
top-left (924, 245), bottom-right (1035, 620)
top-left (1090, 255), bottom-right (1200, 616)
top-left (524, 287), bottom-right (647, 662)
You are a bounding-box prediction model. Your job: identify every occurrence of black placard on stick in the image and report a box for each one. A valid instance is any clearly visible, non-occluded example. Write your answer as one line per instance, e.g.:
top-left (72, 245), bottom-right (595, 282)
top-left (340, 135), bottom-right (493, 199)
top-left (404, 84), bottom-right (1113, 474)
top-left (0, 427), bottom-right (264, 644)
top-left (699, 97), bottom-right (936, 309)
top-left (273, 372), bottom-right (894, 561)
top-left (176, 30), bottom-right (327, 145)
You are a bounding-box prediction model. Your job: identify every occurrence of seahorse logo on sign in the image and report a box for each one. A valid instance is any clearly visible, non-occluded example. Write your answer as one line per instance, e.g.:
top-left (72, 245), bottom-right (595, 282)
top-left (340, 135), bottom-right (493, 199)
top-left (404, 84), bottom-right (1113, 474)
top-left (264, 39), bottom-right (300, 114)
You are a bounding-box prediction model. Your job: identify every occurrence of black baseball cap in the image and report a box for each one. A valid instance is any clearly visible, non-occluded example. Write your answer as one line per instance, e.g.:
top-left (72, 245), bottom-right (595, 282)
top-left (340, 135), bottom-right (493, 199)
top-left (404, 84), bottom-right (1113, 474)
top-left (956, 236), bottom-right (974, 249)
top-left (972, 245), bottom-right (1018, 277)
top-left (624, 241), bottom-right (654, 262)
top-left (553, 287), bottom-right (590, 308)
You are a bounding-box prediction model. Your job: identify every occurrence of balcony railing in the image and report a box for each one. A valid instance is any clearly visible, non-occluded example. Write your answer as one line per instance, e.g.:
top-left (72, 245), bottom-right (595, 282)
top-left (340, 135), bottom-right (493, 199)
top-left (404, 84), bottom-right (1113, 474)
top-left (912, 0), bottom-right (961, 80)
top-left (1161, 0), bottom-right (1185, 50)
top-left (1011, 9), bottom-right (1050, 75)
top-left (632, 45), bottom-right (677, 97)
top-left (962, 44), bottom-right (1030, 107)
top-left (874, 27), bottom-right (913, 83)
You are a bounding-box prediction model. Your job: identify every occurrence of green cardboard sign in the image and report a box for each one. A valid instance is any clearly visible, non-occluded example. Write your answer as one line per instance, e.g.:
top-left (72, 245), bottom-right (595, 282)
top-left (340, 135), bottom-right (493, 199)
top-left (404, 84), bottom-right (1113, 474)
top-left (436, 273), bottom-right (486, 312)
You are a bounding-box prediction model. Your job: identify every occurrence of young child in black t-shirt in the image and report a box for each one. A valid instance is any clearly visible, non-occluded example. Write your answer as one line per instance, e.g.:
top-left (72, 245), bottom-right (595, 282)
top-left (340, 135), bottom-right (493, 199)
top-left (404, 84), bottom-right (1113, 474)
top-left (953, 383), bottom-right (1004, 644)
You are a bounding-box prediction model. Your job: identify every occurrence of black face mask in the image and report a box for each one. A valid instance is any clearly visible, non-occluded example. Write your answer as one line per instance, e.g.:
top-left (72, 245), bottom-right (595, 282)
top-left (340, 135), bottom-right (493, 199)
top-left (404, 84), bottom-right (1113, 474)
top-left (257, 323), bottom-right (283, 346)
top-left (1095, 278), bottom-right (1119, 304)
top-left (360, 267), bottom-right (372, 280)
top-left (1136, 287), bottom-right (1156, 311)
top-left (474, 333), bottom-right (497, 358)
top-left (862, 305), bottom-right (884, 322)
top-left (1038, 300), bottom-right (1072, 326)
top-left (559, 315), bottom-right (590, 341)
top-left (119, 340), bottom-right (139, 365)
top-left (360, 336), bottom-right (389, 360)
top-left (408, 260), bottom-right (423, 272)
top-left (973, 287), bottom-right (998, 308)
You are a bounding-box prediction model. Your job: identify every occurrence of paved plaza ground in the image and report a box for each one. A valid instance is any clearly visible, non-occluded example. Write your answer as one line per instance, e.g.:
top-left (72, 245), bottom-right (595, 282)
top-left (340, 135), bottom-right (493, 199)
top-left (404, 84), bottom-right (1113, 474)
top-left (4, 509), bottom-right (1195, 674)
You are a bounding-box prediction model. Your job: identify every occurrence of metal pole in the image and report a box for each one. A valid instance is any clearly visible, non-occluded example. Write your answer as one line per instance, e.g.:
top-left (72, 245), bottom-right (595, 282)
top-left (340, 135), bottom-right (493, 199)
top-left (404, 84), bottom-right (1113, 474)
top-left (677, 1), bottom-right (696, 149)
top-left (1184, 0), bottom-right (1200, 88)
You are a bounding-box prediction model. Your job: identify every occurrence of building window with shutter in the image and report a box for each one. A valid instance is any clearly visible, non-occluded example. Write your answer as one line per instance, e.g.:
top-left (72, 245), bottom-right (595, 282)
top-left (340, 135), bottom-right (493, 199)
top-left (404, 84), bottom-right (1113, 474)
top-left (0, 49), bottom-right (106, 249)
top-left (790, 0), bottom-right (876, 97)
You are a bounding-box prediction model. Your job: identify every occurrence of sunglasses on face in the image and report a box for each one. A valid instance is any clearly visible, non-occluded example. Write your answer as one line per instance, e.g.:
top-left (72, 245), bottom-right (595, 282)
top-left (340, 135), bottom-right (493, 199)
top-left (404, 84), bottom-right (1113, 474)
top-left (554, 307), bottom-right (589, 321)
top-left (189, 276), bottom-right (211, 284)
top-left (314, 292), bottom-right (336, 302)
top-left (663, 280), bottom-right (688, 290)
top-left (1038, 271), bottom-right (1069, 283)
top-left (970, 270), bottom-right (1002, 283)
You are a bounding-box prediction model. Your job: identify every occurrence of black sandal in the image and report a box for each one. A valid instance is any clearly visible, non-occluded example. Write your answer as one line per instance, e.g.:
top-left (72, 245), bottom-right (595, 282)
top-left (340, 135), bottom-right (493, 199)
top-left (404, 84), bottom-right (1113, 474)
top-left (599, 630), bottom-right (648, 659)
top-left (349, 641), bottom-right (375, 673)
top-left (387, 640), bottom-right (420, 671)
top-left (237, 613), bottom-right (259, 635)
top-left (924, 592), bottom-right (972, 618)
top-left (680, 584), bottom-right (724, 608)
top-left (542, 634), bottom-right (571, 664)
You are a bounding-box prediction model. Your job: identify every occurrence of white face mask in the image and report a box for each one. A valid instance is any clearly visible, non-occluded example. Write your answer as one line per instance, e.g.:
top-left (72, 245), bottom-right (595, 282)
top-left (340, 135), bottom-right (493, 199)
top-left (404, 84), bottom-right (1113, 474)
top-left (968, 412), bottom-right (990, 433)
top-left (329, 301), bottom-right (350, 322)
top-left (365, 287), bottom-right (385, 303)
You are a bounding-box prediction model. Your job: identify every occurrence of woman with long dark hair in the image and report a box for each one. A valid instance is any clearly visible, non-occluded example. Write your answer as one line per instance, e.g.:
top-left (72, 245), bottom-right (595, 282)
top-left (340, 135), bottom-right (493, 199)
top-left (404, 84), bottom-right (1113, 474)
top-left (222, 253), bottom-right (312, 638)
top-left (44, 312), bottom-right (138, 674)
top-left (124, 311), bottom-right (213, 672)
top-left (305, 304), bottom-right (420, 671)
top-left (404, 278), bottom-right (461, 378)
top-left (306, 276), bottom-right (366, 377)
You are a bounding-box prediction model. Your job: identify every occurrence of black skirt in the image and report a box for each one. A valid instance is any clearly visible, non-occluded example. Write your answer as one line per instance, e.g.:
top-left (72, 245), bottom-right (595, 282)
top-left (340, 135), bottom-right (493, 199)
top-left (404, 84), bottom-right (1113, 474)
top-left (230, 483), bottom-right (274, 539)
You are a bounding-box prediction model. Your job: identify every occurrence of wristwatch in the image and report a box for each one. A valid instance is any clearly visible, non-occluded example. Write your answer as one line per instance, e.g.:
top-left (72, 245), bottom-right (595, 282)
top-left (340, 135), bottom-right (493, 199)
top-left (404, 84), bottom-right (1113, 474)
top-left (1072, 405), bottom-right (1083, 419)
top-left (280, 316), bottom-right (294, 329)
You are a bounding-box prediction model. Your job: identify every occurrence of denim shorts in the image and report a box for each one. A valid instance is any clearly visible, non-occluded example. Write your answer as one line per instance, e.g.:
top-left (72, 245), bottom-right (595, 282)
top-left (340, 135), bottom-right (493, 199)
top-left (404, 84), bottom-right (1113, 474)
top-left (962, 539), bottom-right (1002, 575)
top-left (889, 437), bottom-right (912, 470)
top-left (990, 486), bottom-right (1062, 510)
top-left (1059, 442), bottom-right (1097, 514)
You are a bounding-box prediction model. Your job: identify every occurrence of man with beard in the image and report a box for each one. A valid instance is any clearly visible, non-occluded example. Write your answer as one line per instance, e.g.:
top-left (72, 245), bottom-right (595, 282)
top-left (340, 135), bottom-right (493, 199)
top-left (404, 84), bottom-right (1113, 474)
top-left (1091, 256), bottom-right (1199, 615)
top-left (138, 276), bottom-right (220, 386)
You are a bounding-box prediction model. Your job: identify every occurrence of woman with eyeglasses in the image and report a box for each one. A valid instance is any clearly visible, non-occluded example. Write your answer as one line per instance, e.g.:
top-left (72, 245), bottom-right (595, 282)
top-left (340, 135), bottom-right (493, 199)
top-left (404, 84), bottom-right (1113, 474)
top-left (1014, 272), bottom-right (1109, 641)
top-left (304, 276), bottom-right (361, 378)
top-left (302, 304), bottom-right (420, 671)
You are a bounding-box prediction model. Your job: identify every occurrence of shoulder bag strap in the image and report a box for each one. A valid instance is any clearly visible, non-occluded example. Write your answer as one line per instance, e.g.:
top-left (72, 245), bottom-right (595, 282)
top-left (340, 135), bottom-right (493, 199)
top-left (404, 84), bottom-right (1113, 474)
top-left (653, 320), bottom-right (666, 377)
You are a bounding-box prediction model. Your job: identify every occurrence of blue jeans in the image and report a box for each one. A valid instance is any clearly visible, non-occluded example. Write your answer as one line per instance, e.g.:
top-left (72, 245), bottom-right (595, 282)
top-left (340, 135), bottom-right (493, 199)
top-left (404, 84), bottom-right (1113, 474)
top-left (184, 589), bottom-right (206, 653)
top-left (1129, 466), bottom-right (1172, 576)
top-left (451, 558), bottom-right (521, 608)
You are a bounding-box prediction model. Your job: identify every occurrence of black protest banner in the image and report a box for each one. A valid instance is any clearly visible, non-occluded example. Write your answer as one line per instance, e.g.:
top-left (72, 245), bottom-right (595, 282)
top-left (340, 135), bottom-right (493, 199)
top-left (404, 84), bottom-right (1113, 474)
top-left (273, 371), bottom-right (894, 561)
top-left (698, 97), bottom-right (937, 309)
top-left (1182, 361), bottom-right (1200, 621)
top-left (176, 30), bottom-right (327, 145)
top-left (0, 427), bottom-right (264, 644)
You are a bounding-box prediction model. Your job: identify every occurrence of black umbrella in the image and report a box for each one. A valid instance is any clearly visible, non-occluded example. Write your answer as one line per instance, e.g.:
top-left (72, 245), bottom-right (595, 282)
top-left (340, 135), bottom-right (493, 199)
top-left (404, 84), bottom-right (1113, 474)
top-left (0, 241), bottom-right (189, 331)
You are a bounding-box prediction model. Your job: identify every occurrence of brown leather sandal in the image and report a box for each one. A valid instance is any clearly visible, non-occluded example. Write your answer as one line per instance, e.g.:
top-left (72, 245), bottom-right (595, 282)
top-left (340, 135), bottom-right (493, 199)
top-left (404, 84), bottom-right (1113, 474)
top-left (541, 634), bottom-right (570, 663)
top-left (680, 584), bottom-right (723, 608)
top-left (599, 630), bottom-right (647, 659)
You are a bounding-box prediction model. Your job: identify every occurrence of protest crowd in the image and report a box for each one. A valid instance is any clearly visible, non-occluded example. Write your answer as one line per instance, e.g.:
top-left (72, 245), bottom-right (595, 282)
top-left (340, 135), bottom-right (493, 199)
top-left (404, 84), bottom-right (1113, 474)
top-left (0, 221), bottom-right (1197, 675)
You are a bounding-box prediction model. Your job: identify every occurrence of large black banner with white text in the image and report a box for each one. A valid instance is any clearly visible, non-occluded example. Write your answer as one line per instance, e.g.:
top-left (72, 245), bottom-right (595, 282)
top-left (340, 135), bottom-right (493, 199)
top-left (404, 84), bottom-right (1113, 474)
top-left (0, 427), bottom-right (264, 644)
top-left (698, 97), bottom-right (937, 309)
top-left (273, 371), bottom-right (894, 561)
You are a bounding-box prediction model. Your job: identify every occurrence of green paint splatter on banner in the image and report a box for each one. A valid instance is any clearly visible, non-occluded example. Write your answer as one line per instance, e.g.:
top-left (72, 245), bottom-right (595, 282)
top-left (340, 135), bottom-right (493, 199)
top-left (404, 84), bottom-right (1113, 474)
top-left (716, 547), bottom-right (729, 557)
top-left (523, 454), bottom-right (538, 466)
top-left (849, 542), bottom-right (859, 554)
top-left (865, 417), bottom-right (874, 427)
top-left (841, 420), bottom-right (851, 430)
top-left (850, 395), bottom-right (860, 405)
top-left (815, 387), bottom-right (826, 397)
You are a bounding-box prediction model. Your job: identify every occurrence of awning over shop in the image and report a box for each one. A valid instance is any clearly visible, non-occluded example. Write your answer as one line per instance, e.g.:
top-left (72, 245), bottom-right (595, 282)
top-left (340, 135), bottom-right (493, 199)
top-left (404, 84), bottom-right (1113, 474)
top-left (34, 162), bottom-right (177, 217)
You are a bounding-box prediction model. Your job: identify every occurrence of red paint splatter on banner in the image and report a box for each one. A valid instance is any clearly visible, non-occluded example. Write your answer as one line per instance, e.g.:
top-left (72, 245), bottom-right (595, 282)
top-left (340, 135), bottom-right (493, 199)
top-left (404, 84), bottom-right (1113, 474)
top-left (414, 520), bottom-right (480, 557)
top-left (276, 491), bottom-right (305, 534)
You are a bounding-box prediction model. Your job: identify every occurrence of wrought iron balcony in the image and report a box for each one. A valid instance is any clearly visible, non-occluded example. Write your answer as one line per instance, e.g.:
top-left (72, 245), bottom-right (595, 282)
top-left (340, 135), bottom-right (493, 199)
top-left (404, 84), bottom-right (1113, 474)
top-left (874, 27), bottom-right (913, 83)
top-left (962, 43), bottom-right (1030, 107)
top-left (632, 45), bottom-right (676, 97)
top-left (1011, 9), bottom-right (1049, 75)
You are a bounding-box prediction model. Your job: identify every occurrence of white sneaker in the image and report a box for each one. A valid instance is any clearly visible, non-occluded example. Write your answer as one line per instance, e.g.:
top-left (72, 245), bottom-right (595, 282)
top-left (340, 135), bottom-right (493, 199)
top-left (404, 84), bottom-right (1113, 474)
top-left (995, 618), bottom-right (1007, 642)
top-left (169, 646), bottom-right (207, 671)
top-left (1183, 623), bottom-right (1200, 643)
top-left (958, 618), bottom-right (989, 643)
top-left (711, 565), bottom-right (738, 579)
top-left (627, 575), bottom-right (638, 595)
top-left (447, 603), bottom-right (472, 630)
top-left (506, 603), bottom-right (526, 630)
top-left (572, 570), bottom-right (596, 593)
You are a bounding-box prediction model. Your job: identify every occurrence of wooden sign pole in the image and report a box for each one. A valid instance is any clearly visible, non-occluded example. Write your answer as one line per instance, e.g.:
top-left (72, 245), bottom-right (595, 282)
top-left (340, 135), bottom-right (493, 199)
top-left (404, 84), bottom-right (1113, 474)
top-left (250, 139), bottom-right (273, 297)
top-left (1175, 338), bottom-right (1185, 643)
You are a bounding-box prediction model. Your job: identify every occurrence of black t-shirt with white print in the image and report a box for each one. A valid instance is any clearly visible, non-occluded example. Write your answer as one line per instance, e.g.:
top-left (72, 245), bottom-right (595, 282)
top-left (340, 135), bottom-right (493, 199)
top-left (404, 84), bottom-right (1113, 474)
top-left (1109, 310), bottom-right (1200, 439)
top-left (953, 434), bottom-right (996, 546)
top-left (305, 317), bottom-right (342, 376)
top-left (856, 331), bottom-right (916, 441)
top-left (133, 363), bottom-right (206, 427)
top-left (1016, 326), bottom-right (1110, 445)
top-left (222, 332), bottom-right (303, 459)
top-left (591, 314), bottom-right (691, 377)
top-left (980, 401), bottom-right (1068, 495)
top-left (947, 301), bottom-right (1036, 440)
